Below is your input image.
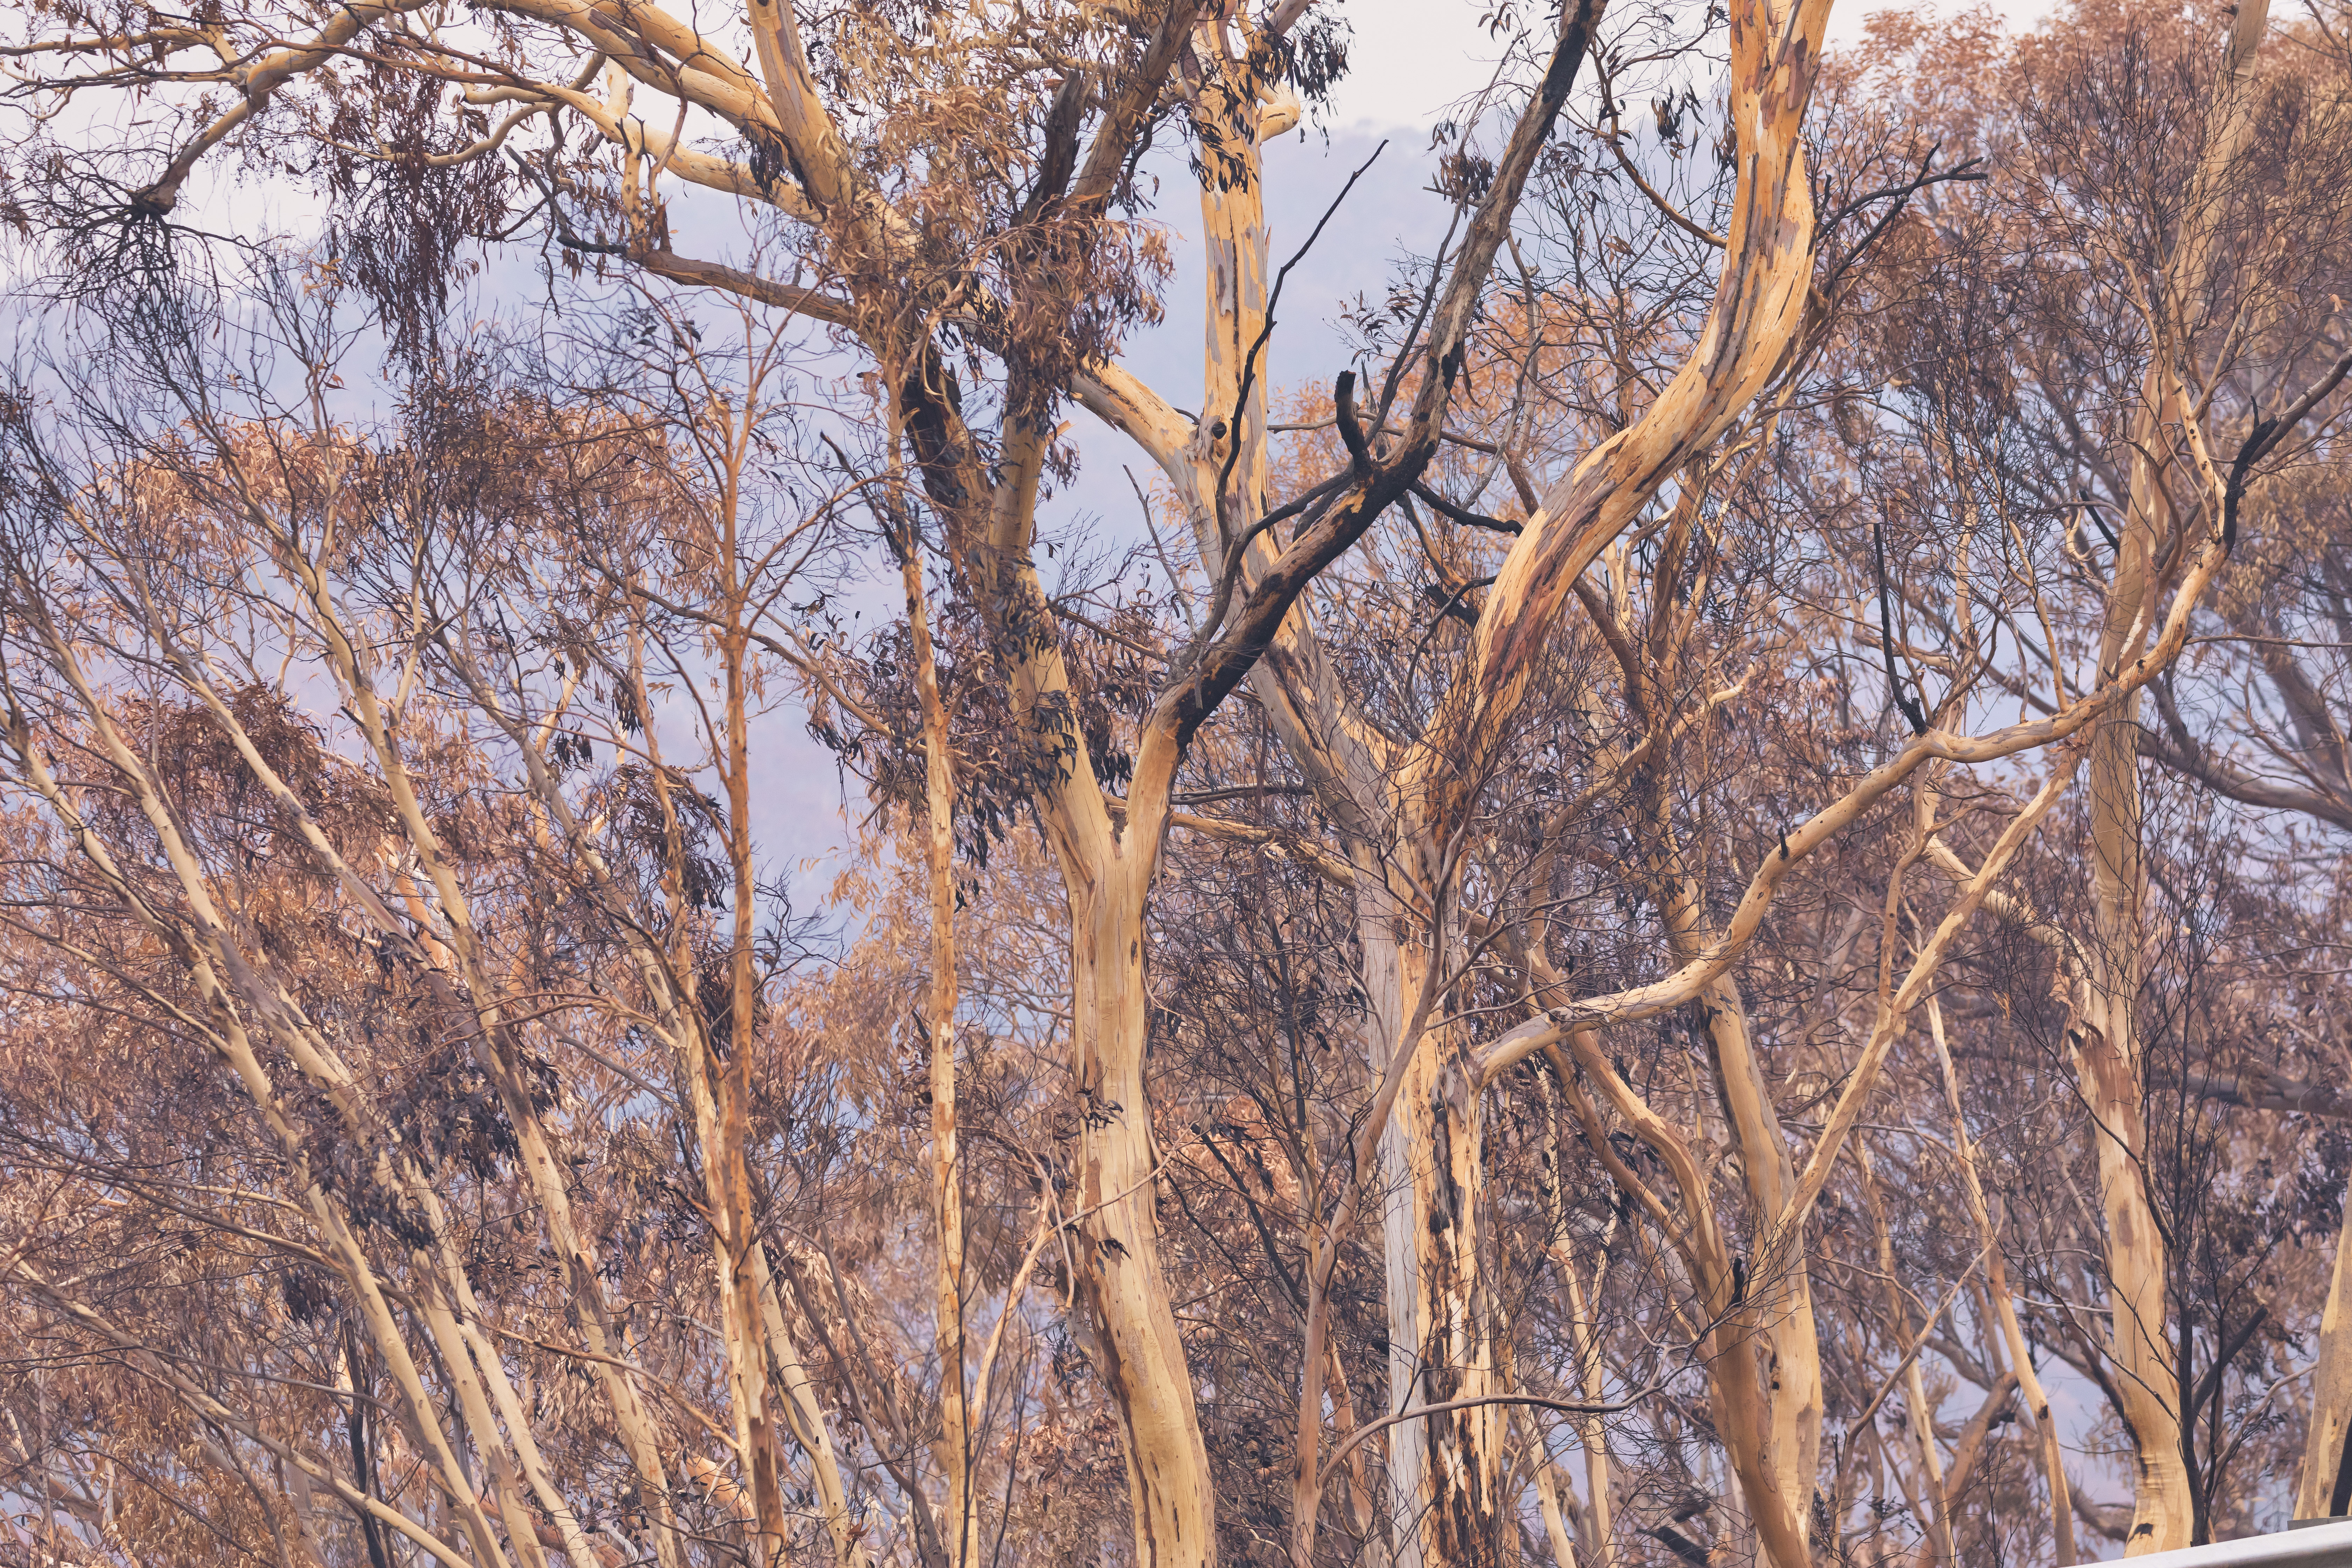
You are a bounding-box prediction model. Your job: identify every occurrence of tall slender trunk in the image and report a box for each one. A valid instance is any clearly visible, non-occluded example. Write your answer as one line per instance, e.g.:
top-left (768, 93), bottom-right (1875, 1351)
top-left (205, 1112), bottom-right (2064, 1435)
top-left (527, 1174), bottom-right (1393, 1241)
top-left (2074, 378), bottom-right (2191, 1552)
top-left (1647, 740), bottom-right (1820, 1568)
top-left (978, 418), bottom-right (1217, 1565)
top-left (1360, 884), bottom-right (1434, 1568)
top-left (1193, 40), bottom-right (1512, 1559)
top-left (2081, 5), bottom-right (2270, 1548)
top-left (721, 623), bottom-right (793, 1567)
top-left (901, 529), bottom-right (981, 1565)
top-left (1343, 888), bottom-right (1502, 1566)
top-left (1400, 1000), bottom-right (1504, 1564)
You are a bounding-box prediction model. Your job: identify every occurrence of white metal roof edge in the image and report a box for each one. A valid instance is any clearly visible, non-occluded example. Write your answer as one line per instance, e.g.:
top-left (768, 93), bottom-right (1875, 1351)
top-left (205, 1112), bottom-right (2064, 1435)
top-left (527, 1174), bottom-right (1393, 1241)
top-left (2119, 1521), bottom-right (2352, 1568)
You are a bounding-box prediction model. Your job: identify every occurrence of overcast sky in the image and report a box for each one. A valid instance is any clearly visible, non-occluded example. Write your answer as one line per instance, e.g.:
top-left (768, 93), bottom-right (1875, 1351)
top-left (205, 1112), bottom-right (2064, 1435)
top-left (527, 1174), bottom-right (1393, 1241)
top-left (1316, 0), bottom-right (2059, 132)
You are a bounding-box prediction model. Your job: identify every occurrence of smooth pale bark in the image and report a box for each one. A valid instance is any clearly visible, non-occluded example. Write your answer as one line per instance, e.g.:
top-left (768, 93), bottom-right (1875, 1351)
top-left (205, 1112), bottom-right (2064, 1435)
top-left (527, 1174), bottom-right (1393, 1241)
top-left (901, 517), bottom-right (982, 1567)
top-left (1405, 0), bottom-right (1833, 853)
top-left (2297, 1195), bottom-right (2352, 1519)
top-left (1185, 87), bottom-right (1444, 1541)
top-left (888, 400), bottom-right (1216, 1560)
top-left (1086, 5), bottom-right (1829, 1559)
top-left (1366, 6), bottom-right (1836, 1532)
top-left (1681, 969), bottom-right (1822, 1568)
top-left (733, 5), bottom-right (1218, 1550)
top-left (1589, 501), bottom-right (1821, 1568)
top-left (718, 609), bottom-right (794, 1564)
top-left (1534, 752), bottom-right (2077, 1568)
top-left (1099, 26), bottom-right (1511, 1561)
top-left (960, 421), bottom-right (1215, 1565)
top-left (2079, 6), bottom-right (2271, 1550)
top-left (1640, 784), bottom-right (1823, 1568)
top-left (1323, 1344), bottom-right (1384, 1555)
top-left (2077, 428), bottom-right (2192, 1552)
top-left (1064, 851), bottom-right (1216, 1564)
top-left (1368, 889), bottom-right (1435, 1568)
top-left (1473, 491), bottom-right (2244, 1086)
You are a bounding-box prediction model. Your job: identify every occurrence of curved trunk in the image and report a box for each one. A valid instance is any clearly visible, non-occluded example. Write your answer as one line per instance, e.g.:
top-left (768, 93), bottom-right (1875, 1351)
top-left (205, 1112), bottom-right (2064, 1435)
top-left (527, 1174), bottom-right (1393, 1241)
top-left (1069, 855), bottom-right (1218, 1567)
top-left (2075, 655), bottom-right (2190, 1555)
top-left (1643, 681), bottom-right (1819, 1568)
top-left (2074, 349), bottom-right (2190, 1555)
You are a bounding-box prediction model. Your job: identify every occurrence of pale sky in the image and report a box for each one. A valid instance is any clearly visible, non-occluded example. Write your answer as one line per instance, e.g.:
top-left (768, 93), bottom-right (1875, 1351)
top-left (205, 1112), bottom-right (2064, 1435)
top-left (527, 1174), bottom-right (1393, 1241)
top-left (1317, 0), bottom-right (2062, 134)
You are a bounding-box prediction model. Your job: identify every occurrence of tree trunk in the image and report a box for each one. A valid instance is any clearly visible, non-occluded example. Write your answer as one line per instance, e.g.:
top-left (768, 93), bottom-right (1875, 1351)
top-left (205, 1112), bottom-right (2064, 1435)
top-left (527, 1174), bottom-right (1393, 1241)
top-left (2080, 4), bottom-right (2270, 1548)
top-left (2076, 405), bottom-right (2192, 1554)
top-left (721, 624), bottom-right (794, 1568)
top-left (1190, 42), bottom-right (1512, 1559)
top-left (1360, 899), bottom-right (1504, 1566)
top-left (1648, 734), bottom-right (1820, 1568)
top-left (2296, 1192), bottom-right (2352, 1519)
top-left (903, 525), bottom-right (981, 1566)
top-left (1068, 853), bottom-right (1217, 1567)
top-left (1401, 1025), bottom-right (1504, 1564)
top-left (1365, 887), bottom-right (1434, 1568)
top-left (1693, 976), bottom-right (1822, 1568)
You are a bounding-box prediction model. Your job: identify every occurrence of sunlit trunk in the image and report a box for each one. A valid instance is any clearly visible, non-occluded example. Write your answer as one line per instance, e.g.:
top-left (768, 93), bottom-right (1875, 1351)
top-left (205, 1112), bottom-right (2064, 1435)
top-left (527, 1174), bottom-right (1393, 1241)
top-left (1361, 885), bottom-right (1434, 1568)
top-left (1690, 977), bottom-right (1821, 1568)
top-left (1358, 887), bottom-right (1502, 1564)
top-left (1193, 44), bottom-right (1510, 1559)
top-left (1650, 772), bottom-right (1819, 1568)
top-left (2298, 1196), bottom-right (2352, 1519)
top-left (1398, 1009), bottom-right (1504, 1563)
top-left (1066, 855), bottom-right (1217, 1567)
top-left (719, 621), bottom-right (795, 1567)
